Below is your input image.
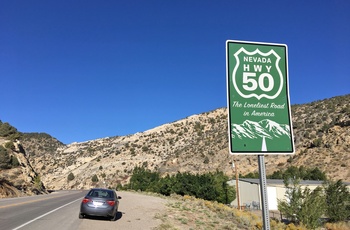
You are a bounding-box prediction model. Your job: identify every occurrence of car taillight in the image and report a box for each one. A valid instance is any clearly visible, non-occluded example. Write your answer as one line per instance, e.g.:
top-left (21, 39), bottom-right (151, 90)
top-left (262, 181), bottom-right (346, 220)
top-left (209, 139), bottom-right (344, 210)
top-left (82, 198), bottom-right (90, 204)
top-left (107, 201), bottom-right (115, 206)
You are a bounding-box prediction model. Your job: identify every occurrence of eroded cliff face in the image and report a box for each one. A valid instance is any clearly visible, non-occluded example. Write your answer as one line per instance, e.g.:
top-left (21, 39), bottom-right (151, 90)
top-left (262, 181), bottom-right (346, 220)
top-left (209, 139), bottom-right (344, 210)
top-left (0, 138), bottom-right (46, 197)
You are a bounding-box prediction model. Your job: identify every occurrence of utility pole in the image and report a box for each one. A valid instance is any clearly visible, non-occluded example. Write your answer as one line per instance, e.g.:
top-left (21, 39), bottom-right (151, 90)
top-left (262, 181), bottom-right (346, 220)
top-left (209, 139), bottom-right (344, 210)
top-left (232, 159), bottom-right (240, 210)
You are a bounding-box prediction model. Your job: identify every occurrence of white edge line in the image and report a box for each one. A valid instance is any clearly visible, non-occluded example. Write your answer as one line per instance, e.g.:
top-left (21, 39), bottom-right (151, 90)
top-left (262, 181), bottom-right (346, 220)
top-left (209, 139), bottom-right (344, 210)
top-left (12, 197), bottom-right (82, 230)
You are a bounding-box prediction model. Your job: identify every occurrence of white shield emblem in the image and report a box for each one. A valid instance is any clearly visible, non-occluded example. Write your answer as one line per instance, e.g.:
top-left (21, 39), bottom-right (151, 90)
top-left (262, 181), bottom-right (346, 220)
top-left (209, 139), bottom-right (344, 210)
top-left (232, 48), bottom-right (283, 100)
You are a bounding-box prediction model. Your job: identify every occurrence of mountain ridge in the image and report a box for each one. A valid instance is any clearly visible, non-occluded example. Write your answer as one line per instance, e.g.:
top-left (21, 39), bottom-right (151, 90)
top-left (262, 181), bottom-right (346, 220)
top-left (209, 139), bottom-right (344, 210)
top-left (232, 119), bottom-right (291, 140)
top-left (1, 94), bottom-right (349, 195)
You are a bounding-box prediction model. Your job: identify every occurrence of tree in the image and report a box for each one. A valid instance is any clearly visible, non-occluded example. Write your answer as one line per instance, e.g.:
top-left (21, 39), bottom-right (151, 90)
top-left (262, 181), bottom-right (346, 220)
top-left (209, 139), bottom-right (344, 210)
top-left (129, 166), bottom-right (160, 192)
top-left (324, 180), bottom-right (350, 222)
top-left (241, 170), bottom-right (259, 178)
top-left (171, 172), bottom-right (196, 196)
top-left (197, 173), bottom-right (217, 201)
top-left (267, 166), bottom-right (327, 181)
top-left (305, 167), bottom-right (327, 181)
top-left (278, 177), bottom-right (303, 224)
top-left (211, 171), bottom-right (235, 204)
top-left (157, 175), bottom-right (175, 196)
top-left (298, 186), bottom-right (326, 229)
top-left (124, 168), bottom-right (235, 205)
top-left (278, 176), bottom-right (326, 229)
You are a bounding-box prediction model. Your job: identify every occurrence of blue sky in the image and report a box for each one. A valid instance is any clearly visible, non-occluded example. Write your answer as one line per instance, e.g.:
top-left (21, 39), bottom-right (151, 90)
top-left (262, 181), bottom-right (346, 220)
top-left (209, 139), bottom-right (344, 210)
top-left (1, 1), bottom-right (349, 144)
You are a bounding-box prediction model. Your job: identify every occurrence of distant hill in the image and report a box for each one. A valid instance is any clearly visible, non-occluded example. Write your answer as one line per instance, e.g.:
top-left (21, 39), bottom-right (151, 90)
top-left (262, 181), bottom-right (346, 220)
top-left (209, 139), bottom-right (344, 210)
top-left (1, 94), bottom-right (349, 193)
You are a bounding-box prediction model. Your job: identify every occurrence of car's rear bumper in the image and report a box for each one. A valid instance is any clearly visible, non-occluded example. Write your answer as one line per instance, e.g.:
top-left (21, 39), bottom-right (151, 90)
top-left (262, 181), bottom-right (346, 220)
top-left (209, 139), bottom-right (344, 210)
top-left (80, 204), bottom-right (115, 217)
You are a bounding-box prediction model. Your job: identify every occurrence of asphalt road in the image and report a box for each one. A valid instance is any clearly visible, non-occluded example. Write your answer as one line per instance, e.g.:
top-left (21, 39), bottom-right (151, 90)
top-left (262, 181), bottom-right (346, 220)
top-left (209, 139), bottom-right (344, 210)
top-left (0, 190), bottom-right (166, 230)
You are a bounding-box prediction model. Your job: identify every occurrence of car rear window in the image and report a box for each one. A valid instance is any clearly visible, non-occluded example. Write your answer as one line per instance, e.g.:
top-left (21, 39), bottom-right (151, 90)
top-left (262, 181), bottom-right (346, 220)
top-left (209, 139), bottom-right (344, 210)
top-left (88, 190), bottom-right (114, 198)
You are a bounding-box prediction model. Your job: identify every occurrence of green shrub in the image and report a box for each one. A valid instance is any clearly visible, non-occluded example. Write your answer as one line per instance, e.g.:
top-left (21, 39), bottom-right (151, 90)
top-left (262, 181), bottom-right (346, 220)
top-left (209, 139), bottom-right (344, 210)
top-left (4, 142), bottom-right (15, 150)
top-left (267, 166), bottom-right (326, 181)
top-left (10, 155), bottom-right (20, 167)
top-left (0, 146), bottom-right (11, 169)
top-left (124, 167), bottom-right (236, 204)
top-left (67, 172), bottom-right (75, 181)
top-left (0, 121), bottom-right (19, 138)
top-left (324, 180), bottom-right (350, 222)
top-left (92, 174), bottom-right (99, 182)
top-left (34, 175), bottom-right (44, 190)
top-left (312, 138), bottom-right (322, 147)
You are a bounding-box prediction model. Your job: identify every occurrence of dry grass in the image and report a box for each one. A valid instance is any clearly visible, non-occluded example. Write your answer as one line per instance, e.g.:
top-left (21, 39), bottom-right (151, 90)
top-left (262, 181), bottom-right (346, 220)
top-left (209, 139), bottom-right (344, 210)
top-left (153, 194), bottom-right (287, 230)
top-left (152, 193), bottom-right (349, 230)
top-left (324, 222), bottom-right (350, 230)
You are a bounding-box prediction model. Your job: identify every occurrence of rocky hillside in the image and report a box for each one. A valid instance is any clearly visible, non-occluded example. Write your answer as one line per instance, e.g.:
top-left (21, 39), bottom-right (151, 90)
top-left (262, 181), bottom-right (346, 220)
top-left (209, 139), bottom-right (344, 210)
top-left (0, 136), bottom-right (47, 197)
top-left (2, 94), bottom-right (350, 192)
top-left (22, 108), bottom-right (233, 190)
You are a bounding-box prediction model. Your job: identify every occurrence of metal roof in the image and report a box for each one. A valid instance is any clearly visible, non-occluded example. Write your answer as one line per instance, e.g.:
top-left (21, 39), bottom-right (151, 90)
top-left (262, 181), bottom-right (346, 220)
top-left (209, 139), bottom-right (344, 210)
top-left (228, 178), bottom-right (350, 187)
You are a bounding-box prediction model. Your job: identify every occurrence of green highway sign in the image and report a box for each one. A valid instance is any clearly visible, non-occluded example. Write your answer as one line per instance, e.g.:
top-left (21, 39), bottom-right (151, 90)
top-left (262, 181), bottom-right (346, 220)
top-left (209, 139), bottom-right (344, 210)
top-left (226, 40), bottom-right (294, 155)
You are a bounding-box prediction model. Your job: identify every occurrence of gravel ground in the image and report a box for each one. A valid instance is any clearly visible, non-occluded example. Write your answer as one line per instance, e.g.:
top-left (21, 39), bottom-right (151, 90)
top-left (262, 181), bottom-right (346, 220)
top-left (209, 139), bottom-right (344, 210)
top-left (78, 191), bottom-right (167, 230)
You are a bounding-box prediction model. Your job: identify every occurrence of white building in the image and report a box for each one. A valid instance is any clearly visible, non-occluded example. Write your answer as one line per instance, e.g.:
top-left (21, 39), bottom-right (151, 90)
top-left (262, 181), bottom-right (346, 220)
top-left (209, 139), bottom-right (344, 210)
top-left (228, 178), bottom-right (350, 211)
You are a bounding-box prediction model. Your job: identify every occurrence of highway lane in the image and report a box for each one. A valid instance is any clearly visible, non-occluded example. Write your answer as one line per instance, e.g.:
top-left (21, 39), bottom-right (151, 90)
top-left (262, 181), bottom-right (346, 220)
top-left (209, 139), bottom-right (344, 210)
top-left (0, 190), bottom-right (86, 230)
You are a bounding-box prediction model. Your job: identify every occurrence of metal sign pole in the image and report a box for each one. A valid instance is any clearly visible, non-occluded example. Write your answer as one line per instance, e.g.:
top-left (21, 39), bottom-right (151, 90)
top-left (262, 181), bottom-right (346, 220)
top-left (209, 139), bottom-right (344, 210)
top-left (258, 155), bottom-right (270, 230)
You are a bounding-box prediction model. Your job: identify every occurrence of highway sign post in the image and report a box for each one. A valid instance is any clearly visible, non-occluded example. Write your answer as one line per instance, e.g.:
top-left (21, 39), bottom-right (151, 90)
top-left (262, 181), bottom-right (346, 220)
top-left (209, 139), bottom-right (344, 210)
top-left (226, 40), bottom-right (294, 154)
top-left (226, 40), bottom-right (294, 230)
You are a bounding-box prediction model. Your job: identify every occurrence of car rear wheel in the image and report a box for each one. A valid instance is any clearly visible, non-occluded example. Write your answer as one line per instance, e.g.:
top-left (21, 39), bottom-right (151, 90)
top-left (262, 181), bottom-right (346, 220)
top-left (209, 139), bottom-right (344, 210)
top-left (79, 213), bottom-right (84, 219)
top-left (110, 213), bottom-right (117, 221)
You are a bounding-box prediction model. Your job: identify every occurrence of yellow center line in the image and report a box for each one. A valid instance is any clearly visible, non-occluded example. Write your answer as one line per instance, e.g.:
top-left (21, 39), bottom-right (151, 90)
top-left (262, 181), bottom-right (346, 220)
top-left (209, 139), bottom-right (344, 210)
top-left (0, 192), bottom-right (82, 209)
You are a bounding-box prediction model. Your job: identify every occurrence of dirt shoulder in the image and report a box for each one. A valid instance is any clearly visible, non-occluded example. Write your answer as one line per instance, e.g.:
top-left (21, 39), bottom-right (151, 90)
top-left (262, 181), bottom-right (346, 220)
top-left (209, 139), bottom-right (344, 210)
top-left (77, 191), bottom-right (274, 230)
top-left (78, 191), bottom-right (167, 230)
